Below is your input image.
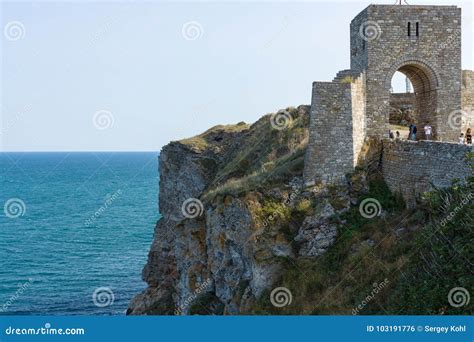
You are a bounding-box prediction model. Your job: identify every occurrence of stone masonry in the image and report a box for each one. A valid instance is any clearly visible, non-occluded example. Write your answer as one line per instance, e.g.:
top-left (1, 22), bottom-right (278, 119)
top-left (462, 70), bottom-right (474, 133)
top-left (389, 93), bottom-right (415, 125)
top-left (352, 5), bottom-right (462, 141)
top-left (304, 4), bottom-right (473, 195)
top-left (382, 139), bottom-right (471, 205)
top-left (304, 73), bottom-right (365, 183)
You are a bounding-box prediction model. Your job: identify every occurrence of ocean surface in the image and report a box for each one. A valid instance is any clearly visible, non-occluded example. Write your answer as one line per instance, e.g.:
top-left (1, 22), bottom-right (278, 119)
top-left (0, 152), bottom-right (159, 315)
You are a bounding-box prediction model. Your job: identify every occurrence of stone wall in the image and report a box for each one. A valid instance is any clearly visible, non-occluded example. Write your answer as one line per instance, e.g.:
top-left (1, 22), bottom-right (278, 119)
top-left (350, 8), bottom-right (369, 72)
top-left (304, 4), bottom-right (468, 187)
top-left (351, 73), bottom-right (367, 165)
top-left (304, 71), bottom-right (366, 184)
top-left (382, 139), bottom-right (471, 203)
top-left (303, 80), bottom-right (355, 184)
top-left (461, 70), bottom-right (474, 134)
top-left (389, 93), bottom-right (416, 108)
top-left (351, 5), bottom-right (462, 141)
top-left (389, 93), bottom-right (415, 125)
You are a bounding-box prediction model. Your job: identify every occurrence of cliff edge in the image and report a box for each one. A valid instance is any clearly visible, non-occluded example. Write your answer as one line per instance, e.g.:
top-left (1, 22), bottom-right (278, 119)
top-left (128, 106), bottom-right (473, 315)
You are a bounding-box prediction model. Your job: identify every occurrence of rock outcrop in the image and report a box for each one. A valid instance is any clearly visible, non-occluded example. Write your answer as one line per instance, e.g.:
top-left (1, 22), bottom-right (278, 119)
top-left (127, 105), bottom-right (354, 315)
top-left (127, 103), bottom-right (472, 316)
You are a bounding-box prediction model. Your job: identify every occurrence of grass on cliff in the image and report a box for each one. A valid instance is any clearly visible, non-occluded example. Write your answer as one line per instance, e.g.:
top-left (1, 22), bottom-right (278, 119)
top-left (202, 106), bottom-right (310, 201)
top-left (179, 104), bottom-right (472, 315)
top-left (203, 147), bottom-right (306, 201)
top-left (179, 122), bottom-right (250, 151)
top-left (250, 171), bottom-right (473, 315)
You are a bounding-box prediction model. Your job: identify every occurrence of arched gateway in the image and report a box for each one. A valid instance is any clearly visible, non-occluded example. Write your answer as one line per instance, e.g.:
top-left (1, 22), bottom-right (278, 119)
top-left (303, 4), bottom-right (473, 186)
top-left (385, 59), bottom-right (440, 139)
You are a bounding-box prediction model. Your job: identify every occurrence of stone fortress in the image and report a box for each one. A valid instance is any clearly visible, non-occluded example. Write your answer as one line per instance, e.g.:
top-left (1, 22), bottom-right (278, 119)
top-left (303, 4), bottom-right (474, 200)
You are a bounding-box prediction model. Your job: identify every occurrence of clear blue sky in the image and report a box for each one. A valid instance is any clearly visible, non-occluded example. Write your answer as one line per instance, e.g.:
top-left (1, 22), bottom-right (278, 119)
top-left (1, 0), bottom-right (473, 151)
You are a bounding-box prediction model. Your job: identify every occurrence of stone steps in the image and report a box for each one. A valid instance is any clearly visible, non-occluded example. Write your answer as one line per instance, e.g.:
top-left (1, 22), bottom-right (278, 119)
top-left (333, 69), bottom-right (360, 83)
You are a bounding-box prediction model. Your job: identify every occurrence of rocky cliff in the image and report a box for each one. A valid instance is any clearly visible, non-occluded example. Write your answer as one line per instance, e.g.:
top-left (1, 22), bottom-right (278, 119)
top-left (127, 106), bottom-right (350, 314)
top-left (127, 106), bottom-right (473, 315)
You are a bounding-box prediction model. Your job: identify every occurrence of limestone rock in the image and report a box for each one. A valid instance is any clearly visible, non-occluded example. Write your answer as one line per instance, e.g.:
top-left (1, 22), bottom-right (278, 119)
top-left (295, 203), bottom-right (337, 257)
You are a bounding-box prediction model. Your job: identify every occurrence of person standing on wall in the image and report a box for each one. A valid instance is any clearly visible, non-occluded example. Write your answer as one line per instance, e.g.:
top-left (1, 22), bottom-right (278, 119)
top-left (409, 123), bottom-right (417, 141)
top-left (424, 122), bottom-right (433, 140)
top-left (466, 128), bottom-right (472, 145)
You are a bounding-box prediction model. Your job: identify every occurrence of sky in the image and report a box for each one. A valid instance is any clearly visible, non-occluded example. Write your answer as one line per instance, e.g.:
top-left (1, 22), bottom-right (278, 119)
top-left (1, 0), bottom-right (473, 151)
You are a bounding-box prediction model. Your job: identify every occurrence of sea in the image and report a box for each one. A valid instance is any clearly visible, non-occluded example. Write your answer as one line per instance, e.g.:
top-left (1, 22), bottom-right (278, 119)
top-left (0, 152), bottom-right (159, 315)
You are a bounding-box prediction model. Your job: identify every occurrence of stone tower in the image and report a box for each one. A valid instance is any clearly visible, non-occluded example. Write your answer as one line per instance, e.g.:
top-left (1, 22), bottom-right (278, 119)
top-left (304, 4), bottom-right (465, 185)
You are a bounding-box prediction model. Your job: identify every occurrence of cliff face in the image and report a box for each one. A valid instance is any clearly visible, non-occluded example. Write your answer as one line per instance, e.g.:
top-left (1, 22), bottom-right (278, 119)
top-left (127, 106), bottom-right (355, 314)
top-left (127, 106), bottom-right (473, 315)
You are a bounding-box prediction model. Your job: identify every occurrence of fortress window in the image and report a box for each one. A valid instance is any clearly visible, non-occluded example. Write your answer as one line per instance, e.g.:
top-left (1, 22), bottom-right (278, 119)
top-left (416, 22), bottom-right (419, 37)
top-left (407, 22), bottom-right (411, 36)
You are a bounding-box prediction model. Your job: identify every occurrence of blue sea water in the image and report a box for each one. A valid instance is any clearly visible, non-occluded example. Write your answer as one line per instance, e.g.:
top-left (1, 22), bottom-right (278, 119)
top-left (0, 152), bottom-right (159, 315)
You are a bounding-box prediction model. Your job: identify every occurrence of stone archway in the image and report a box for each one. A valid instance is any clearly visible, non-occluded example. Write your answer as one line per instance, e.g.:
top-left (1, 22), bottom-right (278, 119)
top-left (385, 59), bottom-right (441, 140)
